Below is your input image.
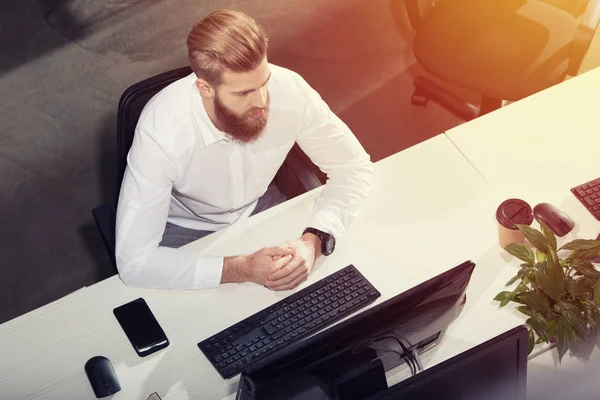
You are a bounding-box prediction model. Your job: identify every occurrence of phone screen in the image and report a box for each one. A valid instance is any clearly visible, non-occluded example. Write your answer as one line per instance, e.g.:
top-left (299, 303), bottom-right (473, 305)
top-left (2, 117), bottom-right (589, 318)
top-left (113, 298), bottom-right (169, 357)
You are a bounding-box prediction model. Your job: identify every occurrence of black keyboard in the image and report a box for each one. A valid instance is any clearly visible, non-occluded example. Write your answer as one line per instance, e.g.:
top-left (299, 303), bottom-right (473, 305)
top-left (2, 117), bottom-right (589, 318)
top-left (571, 177), bottom-right (600, 221)
top-left (198, 264), bottom-right (381, 379)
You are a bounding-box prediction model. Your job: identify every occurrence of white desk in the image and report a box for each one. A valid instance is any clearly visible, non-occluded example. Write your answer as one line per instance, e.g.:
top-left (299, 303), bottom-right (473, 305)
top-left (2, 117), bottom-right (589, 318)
top-left (445, 67), bottom-right (600, 400)
top-left (445, 66), bottom-right (600, 241)
top-left (0, 134), bottom-right (524, 400)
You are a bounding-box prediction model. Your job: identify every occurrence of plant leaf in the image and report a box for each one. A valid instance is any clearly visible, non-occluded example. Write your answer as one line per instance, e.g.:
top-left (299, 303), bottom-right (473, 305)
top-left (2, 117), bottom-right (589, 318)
top-left (547, 319), bottom-right (556, 339)
top-left (513, 284), bottom-right (528, 295)
top-left (555, 317), bottom-right (572, 362)
top-left (535, 336), bottom-right (545, 345)
top-left (494, 291), bottom-right (513, 301)
top-left (570, 248), bottom-right (600, 261)
top-left (517, 306), bottom-right (533, 317)
top-left (593, 311), bottom-right (600, 339)
top-left (566, 277), bottom-right (592, 297)
top-left (530, 313), bottom-right (549, 342)
top-left (559, 303), bottom-right (588, 340)
top-left (528, 328), bottom-right (535, 354)
top-left (506, 274), bottom-right (520, 287)
top-left (569, 260), bottom-right (600, 279)
top-left (560, 239), bottom-right (600, 251)
top-left (494, 291), bottom-right (514, 307)
top-left (518, 265), bottom-right (535, 281)
top-left (505, 243), bottom-right (535, 264)
top-left (535, 261), bottom-right (561, 302)
top-left (516, 224), bottom-right (548, 253)
top-left (539, 221), bottom-right (557, 251)
top-left (536, 249), bottom-right (547, 263)
top-left (516, 291), bottom-right (550, 313)
top-left (595, 280), bottom-right (600, 307)
top-left (546, 247), bottom-right (565, 297)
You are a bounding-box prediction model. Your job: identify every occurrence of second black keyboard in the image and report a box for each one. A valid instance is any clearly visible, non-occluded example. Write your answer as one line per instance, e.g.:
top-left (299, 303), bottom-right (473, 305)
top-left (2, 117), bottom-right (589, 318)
top-left (198, 264), bottom-right (381, 379)
top-left (571, 176), bottom-right (600, 221)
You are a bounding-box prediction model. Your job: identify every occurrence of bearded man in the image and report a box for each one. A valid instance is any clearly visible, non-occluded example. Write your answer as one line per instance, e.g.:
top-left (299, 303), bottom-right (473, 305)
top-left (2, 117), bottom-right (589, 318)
top-left (115, 10), bottom-right (373, 291)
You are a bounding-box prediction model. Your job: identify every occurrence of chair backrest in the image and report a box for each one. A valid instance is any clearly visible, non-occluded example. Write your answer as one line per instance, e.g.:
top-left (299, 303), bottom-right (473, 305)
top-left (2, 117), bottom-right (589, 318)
top-left (568, 0), bottom-right (600, 75)
top-left (405, 0), bottom-right (441, 31)
top-left (116, 66), bottom-right (193, 188)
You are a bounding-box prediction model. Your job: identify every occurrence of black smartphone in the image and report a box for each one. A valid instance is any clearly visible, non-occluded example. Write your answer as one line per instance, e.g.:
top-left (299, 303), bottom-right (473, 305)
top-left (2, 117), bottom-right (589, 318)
top-left (113, 298), bottom-right (170, 357)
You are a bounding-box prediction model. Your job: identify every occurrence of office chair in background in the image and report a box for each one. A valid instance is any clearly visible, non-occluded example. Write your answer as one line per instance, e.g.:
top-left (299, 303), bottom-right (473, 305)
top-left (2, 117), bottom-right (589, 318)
top-left (92, 66), bottom-right (322, 268)
top-left (403, 0), bottom-right (600, 120)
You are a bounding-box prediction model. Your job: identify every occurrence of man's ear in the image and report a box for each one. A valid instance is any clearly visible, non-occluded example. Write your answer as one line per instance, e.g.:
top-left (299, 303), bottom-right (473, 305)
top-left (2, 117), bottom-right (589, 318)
top-left (195, 79), bottom-right (214, 99)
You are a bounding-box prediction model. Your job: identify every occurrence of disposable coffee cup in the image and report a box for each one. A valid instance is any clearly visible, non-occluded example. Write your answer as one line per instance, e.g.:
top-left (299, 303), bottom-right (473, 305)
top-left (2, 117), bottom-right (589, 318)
top-left (496, 198), bottom-right (534, 249)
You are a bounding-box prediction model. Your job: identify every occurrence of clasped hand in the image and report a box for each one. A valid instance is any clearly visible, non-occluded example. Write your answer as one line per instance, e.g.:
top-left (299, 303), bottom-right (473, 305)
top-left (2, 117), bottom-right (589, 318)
top-left (265, 238), bottom-right (317, 291)
top-left (244, 237), bottom-right (317, 291)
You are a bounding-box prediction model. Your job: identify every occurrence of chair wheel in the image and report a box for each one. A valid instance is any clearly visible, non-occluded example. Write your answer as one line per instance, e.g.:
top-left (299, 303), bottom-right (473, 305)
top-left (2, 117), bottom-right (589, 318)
top-left (412, 92), bottom-right (429, 107)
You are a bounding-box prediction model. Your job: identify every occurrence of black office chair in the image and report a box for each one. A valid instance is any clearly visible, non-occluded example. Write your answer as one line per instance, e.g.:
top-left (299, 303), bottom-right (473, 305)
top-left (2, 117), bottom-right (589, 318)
top-left (402, 0), bottom-right (600, 120)
top-left (92, 66), bottom-right (322, 269)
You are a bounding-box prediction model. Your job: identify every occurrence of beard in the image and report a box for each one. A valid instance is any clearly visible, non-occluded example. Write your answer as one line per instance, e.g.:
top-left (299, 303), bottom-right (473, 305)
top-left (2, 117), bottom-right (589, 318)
top-left (214, 92), bottom-right (270, 143)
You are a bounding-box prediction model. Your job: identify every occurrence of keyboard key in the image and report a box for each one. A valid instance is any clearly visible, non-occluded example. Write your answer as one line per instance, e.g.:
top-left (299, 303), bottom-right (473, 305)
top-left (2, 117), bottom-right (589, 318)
top-left (272, 331), bottom-right (283, 340)
top-left (263, 324), bottom-right (277, 335)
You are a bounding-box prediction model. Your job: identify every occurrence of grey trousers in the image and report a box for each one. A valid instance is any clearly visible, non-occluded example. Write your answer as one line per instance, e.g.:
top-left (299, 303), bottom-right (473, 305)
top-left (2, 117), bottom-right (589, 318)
top-left (159, 184), bottom-right (287, 249)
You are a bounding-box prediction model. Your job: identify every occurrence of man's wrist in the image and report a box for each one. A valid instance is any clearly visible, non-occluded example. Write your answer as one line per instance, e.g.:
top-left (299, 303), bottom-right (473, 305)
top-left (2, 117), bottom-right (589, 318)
top-left (222, 255), bottom-right (248, 283)
top-left (301, 232), bottom-right (322, 258)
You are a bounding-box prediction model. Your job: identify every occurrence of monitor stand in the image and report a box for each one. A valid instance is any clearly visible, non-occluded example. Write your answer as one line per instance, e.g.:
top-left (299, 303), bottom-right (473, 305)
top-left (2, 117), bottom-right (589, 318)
top-left (255, 348), bottom-right (388, 400)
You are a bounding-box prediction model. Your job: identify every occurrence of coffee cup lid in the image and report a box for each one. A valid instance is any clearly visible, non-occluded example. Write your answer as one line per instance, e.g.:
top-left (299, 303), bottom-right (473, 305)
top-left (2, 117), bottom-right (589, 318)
top-left (496, 198), bottom-right (533, 229)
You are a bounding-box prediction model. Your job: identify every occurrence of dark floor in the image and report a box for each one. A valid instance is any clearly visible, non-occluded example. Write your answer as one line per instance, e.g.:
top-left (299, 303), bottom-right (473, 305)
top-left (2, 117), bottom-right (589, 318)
top-left (3, 0), bottom-right (584, 323)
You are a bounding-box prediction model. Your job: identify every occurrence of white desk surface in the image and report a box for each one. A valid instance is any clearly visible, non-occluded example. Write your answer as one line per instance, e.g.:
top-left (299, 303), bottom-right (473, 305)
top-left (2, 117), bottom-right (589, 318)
top-left (446, 66), bottom-right (600, 203)
top-left (0, 134), bottom-right (524, 400)
top-left (445, 67), bottom-right (600, 399)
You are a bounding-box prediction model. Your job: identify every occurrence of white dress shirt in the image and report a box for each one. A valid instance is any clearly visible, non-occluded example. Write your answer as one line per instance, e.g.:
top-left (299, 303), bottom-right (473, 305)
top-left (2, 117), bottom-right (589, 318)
top-left (115, 64), bottom-right (373, 290)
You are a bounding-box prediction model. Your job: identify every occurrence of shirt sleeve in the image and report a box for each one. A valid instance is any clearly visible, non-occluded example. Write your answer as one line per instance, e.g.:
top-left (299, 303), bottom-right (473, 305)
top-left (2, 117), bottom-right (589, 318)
top-left (115, 126), bottom-right (224, 290)
top-left (295, 80), bottom-right (374, 239)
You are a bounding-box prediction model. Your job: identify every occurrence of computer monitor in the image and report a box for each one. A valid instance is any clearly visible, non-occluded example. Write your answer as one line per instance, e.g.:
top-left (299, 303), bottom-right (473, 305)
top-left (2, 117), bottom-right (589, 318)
top-left (236, 260), bottom-right (478, 400)
top-left (365, 325), bottom-right (528, 400)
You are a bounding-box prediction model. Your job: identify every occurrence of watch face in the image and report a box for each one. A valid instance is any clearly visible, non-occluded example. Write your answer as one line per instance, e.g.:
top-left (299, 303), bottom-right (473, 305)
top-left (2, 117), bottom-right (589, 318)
top-left (324, 236), bottom-right (335, 255)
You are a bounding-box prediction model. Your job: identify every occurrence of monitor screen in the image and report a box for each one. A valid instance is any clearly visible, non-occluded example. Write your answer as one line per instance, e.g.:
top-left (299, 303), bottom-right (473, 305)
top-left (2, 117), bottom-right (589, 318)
top-left (366, 325), bottom-right (528, 400)
top-left (237, 260), bottom-right (478, 400)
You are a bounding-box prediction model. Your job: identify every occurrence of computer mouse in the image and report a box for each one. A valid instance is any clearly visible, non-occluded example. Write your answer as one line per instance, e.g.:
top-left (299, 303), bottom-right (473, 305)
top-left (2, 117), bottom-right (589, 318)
top-left (84, 356), bottom-right (121, 398)
top-left (533, 203), bottom-right (575, 237)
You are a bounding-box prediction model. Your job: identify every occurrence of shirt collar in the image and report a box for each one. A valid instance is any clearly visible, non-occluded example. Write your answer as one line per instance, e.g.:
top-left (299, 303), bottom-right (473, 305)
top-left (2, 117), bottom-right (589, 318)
top-left (189, 74), bottom-right (229, 146)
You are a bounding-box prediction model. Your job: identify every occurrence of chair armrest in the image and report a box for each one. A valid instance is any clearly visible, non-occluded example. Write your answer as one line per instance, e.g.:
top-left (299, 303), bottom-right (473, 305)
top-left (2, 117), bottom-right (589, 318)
top-left (92, 205), bottom-right (116, 268)
top-left (568, 0), bottom-right (600, 75)
top-left (274, 144), bottom-right (322, 199)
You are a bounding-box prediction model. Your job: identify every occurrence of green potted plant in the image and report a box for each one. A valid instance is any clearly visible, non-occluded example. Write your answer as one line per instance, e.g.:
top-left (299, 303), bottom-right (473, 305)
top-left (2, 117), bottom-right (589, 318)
top-left (494, 222), bottom-right (600, 360)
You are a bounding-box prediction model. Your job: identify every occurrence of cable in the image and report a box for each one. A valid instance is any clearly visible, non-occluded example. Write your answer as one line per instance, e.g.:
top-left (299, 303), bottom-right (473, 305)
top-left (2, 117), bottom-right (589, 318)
top-left (386, 332), bottom-right (423, 373)
top-left (394, 333), bottom-right (424, 372)
top-left (375, 333), bottom-right (425, 374)
top-left (373, 335), bottom-right (418, 376)
top-left (385, 348), bottom-right (415, 376)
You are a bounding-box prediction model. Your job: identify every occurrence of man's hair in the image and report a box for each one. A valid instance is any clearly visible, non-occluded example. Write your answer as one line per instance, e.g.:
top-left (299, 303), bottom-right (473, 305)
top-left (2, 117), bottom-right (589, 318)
top-left (187, 10), bottom-right (268, 87)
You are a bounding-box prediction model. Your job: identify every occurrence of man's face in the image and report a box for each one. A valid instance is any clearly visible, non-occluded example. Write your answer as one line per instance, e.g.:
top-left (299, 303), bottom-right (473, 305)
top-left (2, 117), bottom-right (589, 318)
top-left (213, 57), bottom-right (271, 142)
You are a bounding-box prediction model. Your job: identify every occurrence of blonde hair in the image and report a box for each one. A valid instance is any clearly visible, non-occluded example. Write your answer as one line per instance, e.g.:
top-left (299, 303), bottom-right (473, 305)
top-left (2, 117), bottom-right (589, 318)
top-left (187, 10), bottom-right (268, 86)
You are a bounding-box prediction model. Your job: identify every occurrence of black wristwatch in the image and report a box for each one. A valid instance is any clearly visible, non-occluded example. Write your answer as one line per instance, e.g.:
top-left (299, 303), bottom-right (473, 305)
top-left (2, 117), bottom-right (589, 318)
top-left (303, 228), bottom-right (336, 256)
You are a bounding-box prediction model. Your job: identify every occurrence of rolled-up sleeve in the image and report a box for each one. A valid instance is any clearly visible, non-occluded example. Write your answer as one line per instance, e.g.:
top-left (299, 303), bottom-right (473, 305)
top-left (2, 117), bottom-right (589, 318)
top-left (295, 80), bottom-right (374, 239)
top-left (115, 126), bottom-right (223, 289)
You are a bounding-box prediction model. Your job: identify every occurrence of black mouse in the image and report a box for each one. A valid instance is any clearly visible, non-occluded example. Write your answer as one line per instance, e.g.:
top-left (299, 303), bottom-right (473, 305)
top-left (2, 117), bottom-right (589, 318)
top-left (84, 356), bottom-right (121, 398)
top-left (533, 203), bottom-right (575, 237)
